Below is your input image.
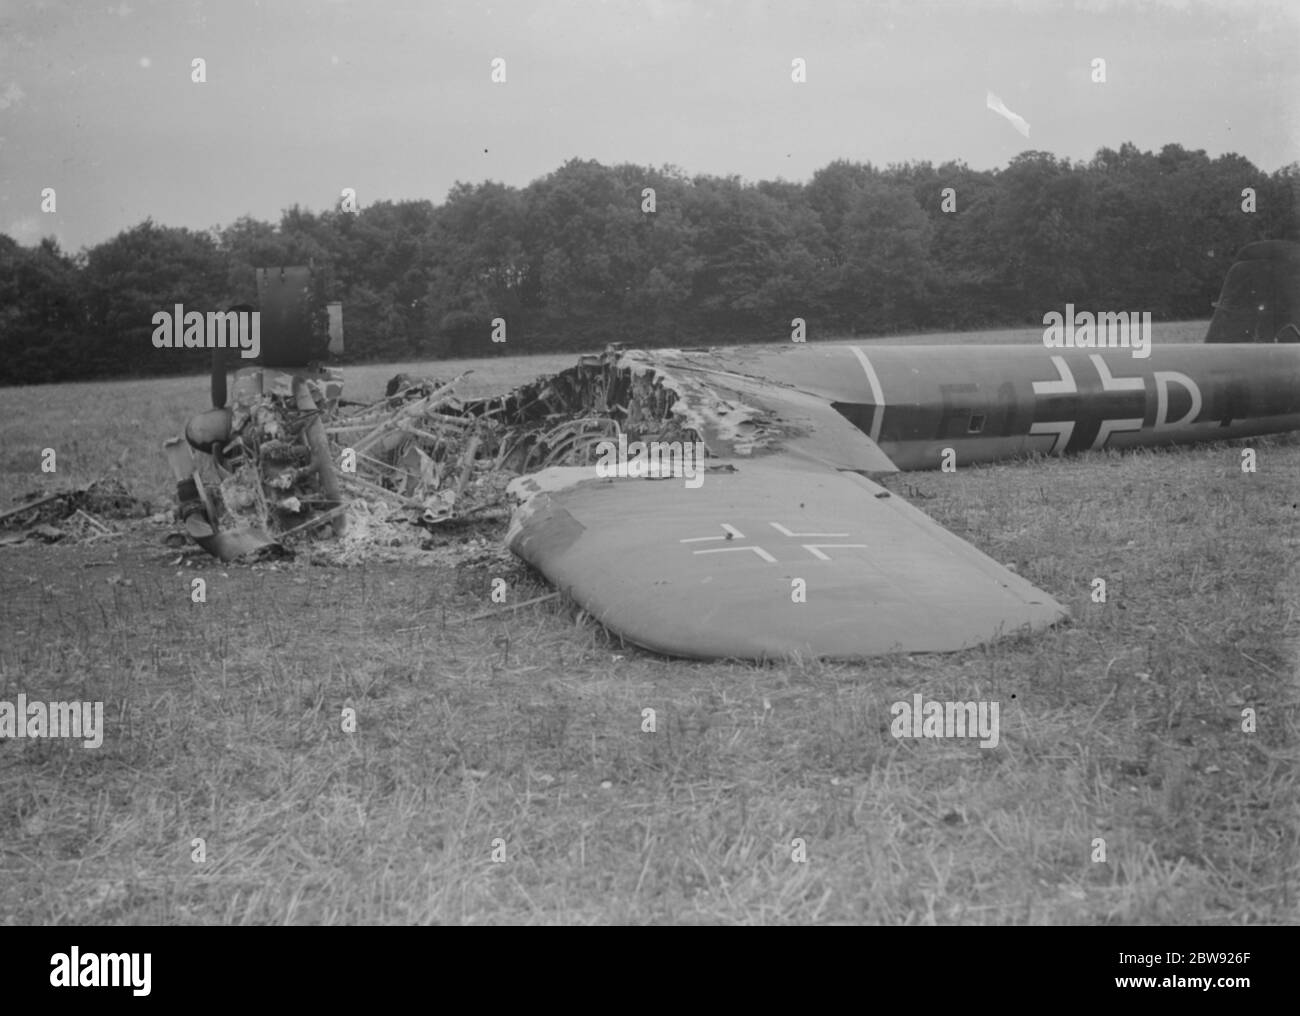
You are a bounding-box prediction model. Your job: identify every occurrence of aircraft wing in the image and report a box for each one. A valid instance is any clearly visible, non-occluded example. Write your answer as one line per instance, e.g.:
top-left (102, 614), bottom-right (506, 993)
top-left (507, 452), bottom-right (1066, 660)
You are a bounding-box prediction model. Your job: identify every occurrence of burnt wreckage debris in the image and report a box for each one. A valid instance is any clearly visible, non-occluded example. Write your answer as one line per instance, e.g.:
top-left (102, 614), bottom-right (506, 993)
top-left (167, 346), bottom-right (703, 562)
top-left (463, 349), bottom-right (699, 471)
top-left (0, 478), bottom-right (152, 547)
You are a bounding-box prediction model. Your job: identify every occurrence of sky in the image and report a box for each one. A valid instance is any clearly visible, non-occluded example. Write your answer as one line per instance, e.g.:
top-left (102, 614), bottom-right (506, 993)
top-left (1, 0), bottom-right (1297, 252)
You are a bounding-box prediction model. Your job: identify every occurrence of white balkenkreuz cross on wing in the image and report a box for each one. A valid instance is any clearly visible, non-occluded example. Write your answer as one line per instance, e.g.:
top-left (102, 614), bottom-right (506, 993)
top-left (680, 522), bottom-right (867, 564)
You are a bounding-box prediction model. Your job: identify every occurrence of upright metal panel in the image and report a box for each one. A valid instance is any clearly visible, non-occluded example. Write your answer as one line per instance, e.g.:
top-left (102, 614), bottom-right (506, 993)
top-left (255, 266), bottom-right (331, 366)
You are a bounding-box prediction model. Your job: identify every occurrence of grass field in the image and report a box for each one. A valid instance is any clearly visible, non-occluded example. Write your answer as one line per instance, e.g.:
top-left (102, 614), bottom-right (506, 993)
top-left (1, 321), bottom-right (1297, 925)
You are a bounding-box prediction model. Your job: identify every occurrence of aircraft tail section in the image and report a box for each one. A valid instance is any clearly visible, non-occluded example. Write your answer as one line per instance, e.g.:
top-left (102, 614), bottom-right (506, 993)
top-left (1205, 239), bottom-right (1300, 343)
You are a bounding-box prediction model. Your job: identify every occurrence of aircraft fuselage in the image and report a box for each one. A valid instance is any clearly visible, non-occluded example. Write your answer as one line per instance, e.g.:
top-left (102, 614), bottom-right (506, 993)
top-left (798, 344), bottom-right (1300, 470)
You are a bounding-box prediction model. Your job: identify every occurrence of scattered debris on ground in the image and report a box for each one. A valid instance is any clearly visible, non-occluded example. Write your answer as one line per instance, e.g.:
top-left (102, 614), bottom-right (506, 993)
top-left (0, 478), bottom-right (155, 548)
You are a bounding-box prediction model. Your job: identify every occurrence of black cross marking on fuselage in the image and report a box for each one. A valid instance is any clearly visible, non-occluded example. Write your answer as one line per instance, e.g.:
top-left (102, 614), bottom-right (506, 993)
top-left (1030, 355), bottom-right (1148, 454)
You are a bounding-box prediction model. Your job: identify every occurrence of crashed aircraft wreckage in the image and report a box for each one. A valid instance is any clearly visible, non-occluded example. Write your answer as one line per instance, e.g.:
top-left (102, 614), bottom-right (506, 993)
top-left (166, 240), bottom-right (1300, 660)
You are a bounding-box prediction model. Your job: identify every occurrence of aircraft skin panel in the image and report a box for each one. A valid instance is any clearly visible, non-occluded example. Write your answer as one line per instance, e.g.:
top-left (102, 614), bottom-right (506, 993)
top-left (862, 345), bottom-right (1300, 468)
top-left (616, 349), bottom-right (899, 474)
top-left (507, 457), bottom-right (1068, 660)
top-left (651, 344), bottom-right (1300, 471)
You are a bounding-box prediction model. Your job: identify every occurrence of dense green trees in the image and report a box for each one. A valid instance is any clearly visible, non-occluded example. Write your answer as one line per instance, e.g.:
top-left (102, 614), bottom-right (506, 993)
top-left (2, 144), bottom-right (1296, 383)
top-left (1, 236), bottom-right (84, 383)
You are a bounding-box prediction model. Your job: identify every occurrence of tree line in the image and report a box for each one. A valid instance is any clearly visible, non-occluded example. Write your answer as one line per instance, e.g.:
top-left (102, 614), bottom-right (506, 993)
top-left (2, 142), bottom-right (1296, 384)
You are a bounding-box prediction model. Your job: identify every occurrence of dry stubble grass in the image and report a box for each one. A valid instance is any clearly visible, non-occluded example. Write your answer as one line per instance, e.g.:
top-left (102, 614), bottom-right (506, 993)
top-left (0, 320), bottom-right (1296, 924)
